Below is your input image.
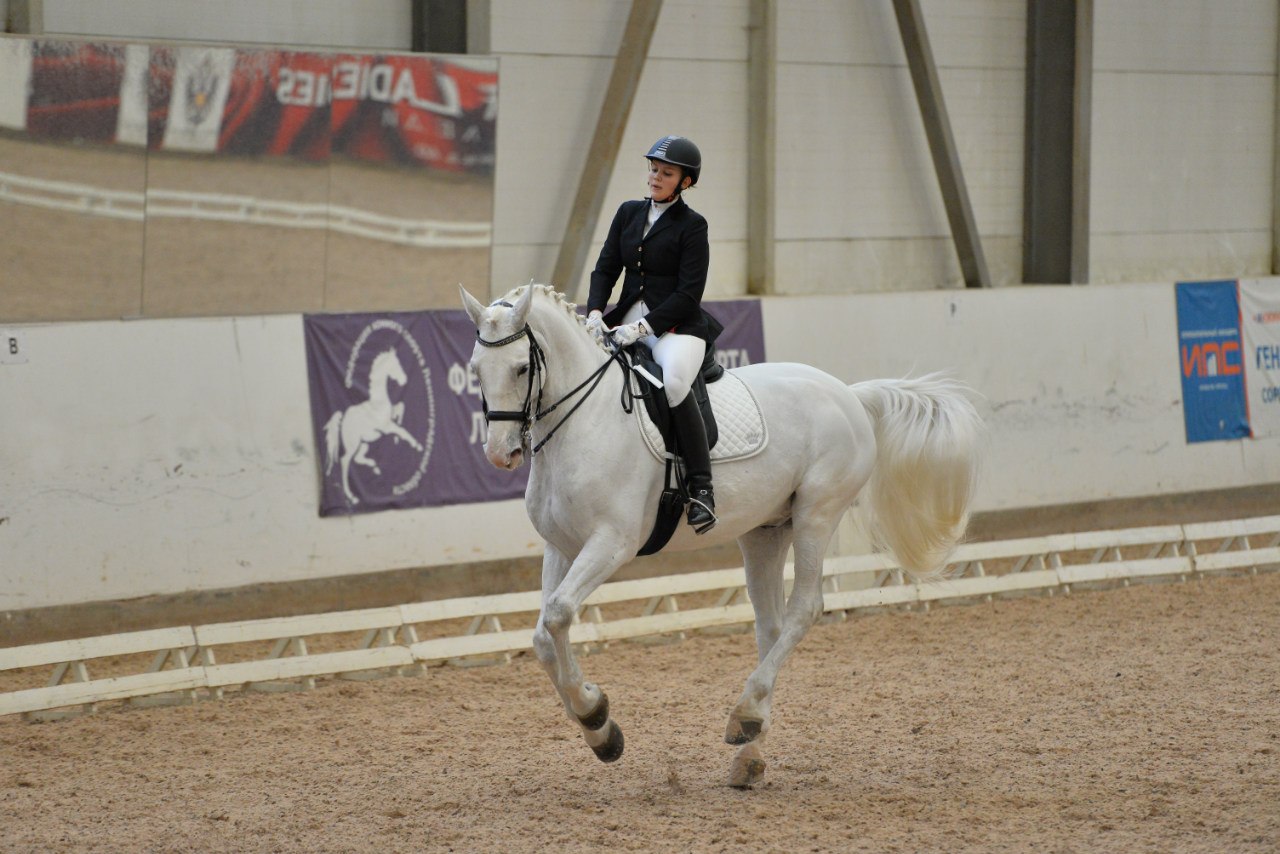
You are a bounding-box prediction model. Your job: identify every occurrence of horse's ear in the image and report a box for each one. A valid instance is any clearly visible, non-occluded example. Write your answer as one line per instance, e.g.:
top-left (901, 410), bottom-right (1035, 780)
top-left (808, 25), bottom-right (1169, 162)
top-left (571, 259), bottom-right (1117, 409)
top-left (511, 283), bottom-right (534, 327)
top-left (460, 285), bottom-right (487, 327)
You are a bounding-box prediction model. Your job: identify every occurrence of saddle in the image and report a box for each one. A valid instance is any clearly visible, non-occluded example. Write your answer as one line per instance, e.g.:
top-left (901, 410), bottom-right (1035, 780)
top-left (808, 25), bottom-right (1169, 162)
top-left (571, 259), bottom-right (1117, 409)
top-left (627, 342), bottom-right (722, 452)
top-left (621, 342), bottom-right (723, 557)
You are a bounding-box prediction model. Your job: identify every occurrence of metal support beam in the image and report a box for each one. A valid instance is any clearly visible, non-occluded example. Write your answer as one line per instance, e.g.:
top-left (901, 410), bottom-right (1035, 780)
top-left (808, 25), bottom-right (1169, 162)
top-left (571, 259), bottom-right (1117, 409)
top-left (891, 0), bottom-right (992, 288)
top-left (552, 0), bottom-right (663, 301)
top-left (411, 0), bottom-right (468, 54)
top-left (1071, 0), bottom-right (1092, 283)
top-left (6, 0), bottom-right (44, 33)
top-left (746, 0), bottom-right (776, 295)
top-left (1273, 9), bottom-right (1280, 274)
top-left (1023, 0), bottom-right (1091, 284)
top-left (1022, 0), bottom-right (1072, 284)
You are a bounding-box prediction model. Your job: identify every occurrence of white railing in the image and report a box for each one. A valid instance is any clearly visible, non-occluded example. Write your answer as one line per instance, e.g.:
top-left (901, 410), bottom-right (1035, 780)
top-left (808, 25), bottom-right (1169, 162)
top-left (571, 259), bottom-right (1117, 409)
top-left (2, 514), bottom-right (1277, 720)
top-left (0, 170), bottom-right (491, 249)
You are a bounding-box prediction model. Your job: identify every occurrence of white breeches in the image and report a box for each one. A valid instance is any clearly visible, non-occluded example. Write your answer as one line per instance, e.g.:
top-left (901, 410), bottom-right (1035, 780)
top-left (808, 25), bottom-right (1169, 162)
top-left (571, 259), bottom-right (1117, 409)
top-left (621, 301), bottom-right (704, 406)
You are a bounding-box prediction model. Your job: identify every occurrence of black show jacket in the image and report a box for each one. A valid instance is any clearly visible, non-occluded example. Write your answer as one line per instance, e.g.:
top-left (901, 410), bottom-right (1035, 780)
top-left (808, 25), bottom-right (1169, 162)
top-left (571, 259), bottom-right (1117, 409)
top-left (587, 198), bottom-right (722, 343)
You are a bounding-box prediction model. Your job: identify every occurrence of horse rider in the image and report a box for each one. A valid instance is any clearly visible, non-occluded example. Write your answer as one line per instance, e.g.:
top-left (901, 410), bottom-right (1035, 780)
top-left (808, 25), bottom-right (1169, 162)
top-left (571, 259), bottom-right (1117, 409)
top-left (585, 135), bottom-right (722, 534)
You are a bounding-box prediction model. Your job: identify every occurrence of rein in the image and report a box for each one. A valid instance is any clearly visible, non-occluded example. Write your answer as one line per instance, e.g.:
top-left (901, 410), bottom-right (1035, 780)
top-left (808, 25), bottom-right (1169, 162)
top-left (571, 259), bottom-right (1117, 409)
top-left (476, 322), bottom-right (631, 455)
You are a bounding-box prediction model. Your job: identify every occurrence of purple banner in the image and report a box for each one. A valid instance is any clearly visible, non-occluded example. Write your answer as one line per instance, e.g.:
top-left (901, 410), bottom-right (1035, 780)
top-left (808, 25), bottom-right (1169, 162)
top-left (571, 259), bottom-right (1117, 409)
top-left (711, 299), bottom-right (766, 371)
top-left (304, 309), bottom-right (523, 516)
top-left (303, 299), bottom-right (765, 516)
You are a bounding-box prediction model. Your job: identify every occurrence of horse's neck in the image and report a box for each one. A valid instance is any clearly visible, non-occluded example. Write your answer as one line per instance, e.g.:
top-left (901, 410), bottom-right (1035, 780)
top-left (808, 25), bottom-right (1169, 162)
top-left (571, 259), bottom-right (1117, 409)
top-left (528, 307), bottom-right (631, 458)
top-left (368, 365), bottom-right (392, 405)
top-left (529, 306), bottom-right (605, 400)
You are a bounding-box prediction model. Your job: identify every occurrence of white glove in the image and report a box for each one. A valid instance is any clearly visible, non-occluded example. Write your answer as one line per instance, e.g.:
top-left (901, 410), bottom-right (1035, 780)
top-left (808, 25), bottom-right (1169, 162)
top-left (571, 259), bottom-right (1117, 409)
top-left (585, 310), bottom-right (607, 343)
top-left (609, 318), bottom-right (652, 348)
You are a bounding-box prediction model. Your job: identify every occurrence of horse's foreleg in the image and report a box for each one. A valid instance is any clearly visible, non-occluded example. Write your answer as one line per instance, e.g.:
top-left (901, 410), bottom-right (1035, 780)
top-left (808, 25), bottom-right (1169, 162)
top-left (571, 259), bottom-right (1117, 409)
top-left (532, 536), bottom-right (632, 763)
top-left (383, 421), bottom-right (423, 451)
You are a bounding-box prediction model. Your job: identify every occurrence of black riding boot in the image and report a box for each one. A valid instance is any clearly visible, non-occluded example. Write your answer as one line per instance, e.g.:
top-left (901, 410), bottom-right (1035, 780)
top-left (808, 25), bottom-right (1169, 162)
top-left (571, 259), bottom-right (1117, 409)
top-left (671, 394), bottom-right (716, 534)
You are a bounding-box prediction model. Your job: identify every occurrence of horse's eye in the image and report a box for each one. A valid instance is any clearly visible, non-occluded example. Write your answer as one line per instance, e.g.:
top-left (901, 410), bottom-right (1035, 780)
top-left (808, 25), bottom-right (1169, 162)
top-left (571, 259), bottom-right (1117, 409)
top-left (516, 364), bottom-right (529, 377)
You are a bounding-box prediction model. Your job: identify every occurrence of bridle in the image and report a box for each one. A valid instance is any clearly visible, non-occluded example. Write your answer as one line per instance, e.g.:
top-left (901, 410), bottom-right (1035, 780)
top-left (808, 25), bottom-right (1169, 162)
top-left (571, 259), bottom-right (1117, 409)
top-left (475, 315), bottom-right (630, 456)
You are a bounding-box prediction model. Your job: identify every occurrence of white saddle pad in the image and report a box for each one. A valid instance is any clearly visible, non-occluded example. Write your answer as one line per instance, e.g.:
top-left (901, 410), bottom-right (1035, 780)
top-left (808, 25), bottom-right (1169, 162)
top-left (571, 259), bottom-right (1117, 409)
top-left (635, 370), bottom-right (769, 463)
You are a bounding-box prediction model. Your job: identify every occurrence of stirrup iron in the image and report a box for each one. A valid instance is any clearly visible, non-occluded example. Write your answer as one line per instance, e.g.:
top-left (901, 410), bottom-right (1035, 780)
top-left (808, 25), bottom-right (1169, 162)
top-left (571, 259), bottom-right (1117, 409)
top-left (687, 496), bottom-right (716, 534)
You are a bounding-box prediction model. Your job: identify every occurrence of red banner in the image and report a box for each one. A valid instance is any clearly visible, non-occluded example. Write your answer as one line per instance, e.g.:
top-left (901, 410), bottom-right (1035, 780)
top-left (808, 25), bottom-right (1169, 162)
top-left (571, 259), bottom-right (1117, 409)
top-left (15, 40), bottom-right (497, 175)
top-left (26, 41), bottom-right (125, 142)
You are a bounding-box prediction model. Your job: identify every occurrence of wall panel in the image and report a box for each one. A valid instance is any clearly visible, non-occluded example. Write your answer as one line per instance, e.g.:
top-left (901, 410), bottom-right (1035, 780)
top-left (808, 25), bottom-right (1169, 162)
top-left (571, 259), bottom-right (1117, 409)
top-left (1093, 0), bottom-right (1277, 74)
top-left (42, 0), bottom-right (414, 49)
top-left (486, 0), bottom-right (748, 60)
top-left (5, 282), bottom-right (1279, 613)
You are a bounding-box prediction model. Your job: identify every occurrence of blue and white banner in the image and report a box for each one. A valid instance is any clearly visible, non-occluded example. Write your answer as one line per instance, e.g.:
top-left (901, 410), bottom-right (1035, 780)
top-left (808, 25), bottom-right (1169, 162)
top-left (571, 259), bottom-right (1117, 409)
top-left (1240, 278), bottom-right (1280, 438)
top-left (1174, 280), bottom-right (1250, 443)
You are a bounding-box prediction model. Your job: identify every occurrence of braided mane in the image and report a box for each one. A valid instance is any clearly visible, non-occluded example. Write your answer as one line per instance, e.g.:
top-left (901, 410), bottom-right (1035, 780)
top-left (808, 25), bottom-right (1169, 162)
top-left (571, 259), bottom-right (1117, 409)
top-left (498, 283), bottom-right (608, 350)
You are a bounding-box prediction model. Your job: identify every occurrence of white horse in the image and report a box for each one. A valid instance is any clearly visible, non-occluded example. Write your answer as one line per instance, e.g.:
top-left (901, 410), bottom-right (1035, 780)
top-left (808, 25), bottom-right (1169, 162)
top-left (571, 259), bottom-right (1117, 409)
top-left (324, 347), bottom-right (423, 504)
top-left (461, 283), bottom-right (982, 788)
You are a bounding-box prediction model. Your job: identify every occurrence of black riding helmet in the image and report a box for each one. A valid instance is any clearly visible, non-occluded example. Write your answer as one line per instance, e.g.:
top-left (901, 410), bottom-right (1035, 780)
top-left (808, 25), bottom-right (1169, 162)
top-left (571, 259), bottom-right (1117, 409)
top-left (646, 135), bottom-right (701, 190)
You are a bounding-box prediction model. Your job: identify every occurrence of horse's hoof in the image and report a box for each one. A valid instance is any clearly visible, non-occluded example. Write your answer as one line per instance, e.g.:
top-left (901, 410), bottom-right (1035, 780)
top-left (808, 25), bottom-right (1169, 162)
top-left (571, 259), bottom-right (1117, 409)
top-left (589, 720), bottom-right (624, 763)
top-left (728, 743), bottom-right (766, 788)
top-left (725, 717), bottom-right (763, 745)
top-left (577, 693), bottom-right (609, 731)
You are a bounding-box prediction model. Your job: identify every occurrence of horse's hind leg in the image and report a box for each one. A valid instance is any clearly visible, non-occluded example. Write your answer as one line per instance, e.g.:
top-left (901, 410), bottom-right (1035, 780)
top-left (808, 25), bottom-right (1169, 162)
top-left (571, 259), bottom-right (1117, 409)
top-left (352, 443), bottom-right (382, 475)
top-left (723, 525), bottom-right (793, 788)
top-left (531, 538), bottom-right (630, 763)
top-left (725, 498), bottom-right (844, 785)
top-left (728, 525), bottom-right (793, 740)
top-left (339, 452), bottom-right (359, 504)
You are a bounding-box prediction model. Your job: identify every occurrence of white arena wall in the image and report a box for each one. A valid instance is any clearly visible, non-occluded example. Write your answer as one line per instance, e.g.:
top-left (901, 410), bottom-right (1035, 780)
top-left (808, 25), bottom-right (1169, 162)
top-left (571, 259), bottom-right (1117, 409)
top-left (3, 281), bottom-right (1278, 615)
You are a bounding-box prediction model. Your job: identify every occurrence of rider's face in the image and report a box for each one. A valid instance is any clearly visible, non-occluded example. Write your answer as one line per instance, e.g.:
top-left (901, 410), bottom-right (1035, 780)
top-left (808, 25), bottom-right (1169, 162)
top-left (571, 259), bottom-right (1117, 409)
top-left (647, 159), bottom-right (688, 202)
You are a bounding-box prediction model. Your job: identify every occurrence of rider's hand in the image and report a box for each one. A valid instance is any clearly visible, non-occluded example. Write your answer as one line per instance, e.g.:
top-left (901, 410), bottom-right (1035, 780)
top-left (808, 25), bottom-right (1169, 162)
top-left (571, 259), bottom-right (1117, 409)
top-left (609, 318), bottom-right (652, 348)
top-left (585, 310), bottom-right (607, 343)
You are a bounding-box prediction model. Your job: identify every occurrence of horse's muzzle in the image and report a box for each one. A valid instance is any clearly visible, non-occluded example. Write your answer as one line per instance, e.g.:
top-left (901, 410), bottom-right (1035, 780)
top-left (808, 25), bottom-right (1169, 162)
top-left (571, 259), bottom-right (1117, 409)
top-left (486, 444), bottom-right (524, 470)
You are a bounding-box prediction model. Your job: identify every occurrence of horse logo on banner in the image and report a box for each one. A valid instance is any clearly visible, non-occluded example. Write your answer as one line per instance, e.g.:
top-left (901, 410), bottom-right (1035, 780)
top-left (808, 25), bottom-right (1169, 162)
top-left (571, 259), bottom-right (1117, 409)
top-left (321, 319), bottom-right (436, 508)
top-left (325, 347), bottom-right (419, 504)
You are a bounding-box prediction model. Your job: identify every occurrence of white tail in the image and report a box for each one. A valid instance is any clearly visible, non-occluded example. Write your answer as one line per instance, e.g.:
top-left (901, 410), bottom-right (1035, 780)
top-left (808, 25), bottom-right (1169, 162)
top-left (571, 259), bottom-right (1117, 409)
top-left (323, 412), bottom-right (343, 475)
top-left (850, 374), bottom-right (983, 579)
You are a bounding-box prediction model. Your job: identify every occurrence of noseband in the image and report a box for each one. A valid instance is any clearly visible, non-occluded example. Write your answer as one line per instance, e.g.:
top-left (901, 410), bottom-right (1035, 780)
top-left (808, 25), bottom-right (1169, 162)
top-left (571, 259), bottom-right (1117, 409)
top-left (475, 319), bottom-right (628, 456)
